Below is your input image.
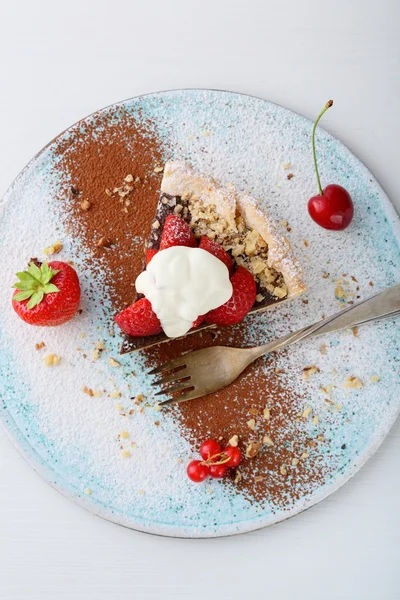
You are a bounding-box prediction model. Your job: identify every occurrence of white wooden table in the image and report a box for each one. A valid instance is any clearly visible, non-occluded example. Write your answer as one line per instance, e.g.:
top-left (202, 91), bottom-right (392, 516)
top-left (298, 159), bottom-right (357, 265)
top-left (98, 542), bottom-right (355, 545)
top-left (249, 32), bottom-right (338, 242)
top-left (0, 1), bottom-right (399, 598)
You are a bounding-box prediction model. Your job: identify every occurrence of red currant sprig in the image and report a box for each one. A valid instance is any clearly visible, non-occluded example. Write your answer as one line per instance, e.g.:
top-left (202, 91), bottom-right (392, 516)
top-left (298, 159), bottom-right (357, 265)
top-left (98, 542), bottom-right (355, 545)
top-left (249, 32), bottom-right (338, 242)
top-left (186, 438), bottom-right (242, 482)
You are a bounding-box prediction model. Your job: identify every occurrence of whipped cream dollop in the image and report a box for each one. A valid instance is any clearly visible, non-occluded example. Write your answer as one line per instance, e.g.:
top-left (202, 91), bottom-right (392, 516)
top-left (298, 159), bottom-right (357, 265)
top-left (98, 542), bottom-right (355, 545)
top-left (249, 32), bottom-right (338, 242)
top-left (135, 246), bottom-right (233, 338)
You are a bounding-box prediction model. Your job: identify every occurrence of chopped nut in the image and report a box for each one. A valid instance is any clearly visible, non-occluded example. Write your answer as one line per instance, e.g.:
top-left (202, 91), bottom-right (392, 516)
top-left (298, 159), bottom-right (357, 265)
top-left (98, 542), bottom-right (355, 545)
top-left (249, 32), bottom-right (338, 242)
top-left (138, 489), bottom-right (145, 495)
top-left (116, 403), bottom-right (123, 411)
top-left (287, 173), bottom-right (294, 180)
top-left (302, 406), bottom-right (312, 419)
top-left (92, 349), bottom-right (100, 361)
top-left (228, 434), bottom-right (239, 447)
top-left (83, 487), bottom-right (92, 495)
top-left (320, 384), bottom-right (333, 395)
top-left (154, 421), bottom-right (160, 427)
top-left (262, 435), bottom-right (274, 446)
top-left (322, 271), bottom-right (329, 279)
top-left (249, 407), bottom-right (259, 416)
top-left (246, 418), bottom-right (256, 431)
top-left (154, 404), bottom-right (162, 411)
top-left (370, 375), bottom-right (380, 383)
top-left (80, 199), bottom-right (91, 211)
top-left (108, 357), bottom-right (121, 368)
top-left (93, 390), bottom-right (102, 397)
top-left (96, 236), bottom-right (112, 248)
top-left (254, 475), bottom-right (266, 483)
top-left (312, 415), bottom-right (319, 425)
top-left (135, 394), bottom-right (145, 404)
top-left (233, 470), bottom-right (242, 484)
top-left (291, 458), bottom-right (299, 466)
top-left (245, 441), bottom-right (262, 458)
top-left (43, 241), bottom-right (63, 256)
top-left (342, 376), bottom-right (364, 389)
top-left (304, 239), bottom-right (309, 247)
top-left (35, 341), bottom-right (46, 351)
top-left (263, 407), bottom-right (270, 421)
top-left (110, 391), bottom-right (121, 399)
top-left (124, 174), bottom-right (134, 182)
top-left (303, 365), bottom-right (320, 380)
top-left (319, 344), bottom-right (327, 355)
top-left (334, 404), bottom-right (343, 411)
top-left (43, 353), bottom-right (61, 367)
top-left (96, 341), bottom-right (104, 350)
top-left (352, 326), bottom-right (359, 338)
top-left (121, 450), bottom-right (131, 458)
top-left (82, 386), bottom-right (94, 397)
top-left (256, 293), bottom-right (265, 302)
top-left (154, 165), bottom-right (164, 173)
top-left (301, 452), bottom-right (309, 459)
top-left (317, 435), bottom-right (325, 442)
top-left (120, 430), bottom-right (129, 439)
top-left (283, 163), bottom-right (291, 169)
top-left (279, 220), bottom-right (288, 227)
top-left (280, 465), bottom-right (287, 475)
top-left (105, 188), bottom-right (112, 197)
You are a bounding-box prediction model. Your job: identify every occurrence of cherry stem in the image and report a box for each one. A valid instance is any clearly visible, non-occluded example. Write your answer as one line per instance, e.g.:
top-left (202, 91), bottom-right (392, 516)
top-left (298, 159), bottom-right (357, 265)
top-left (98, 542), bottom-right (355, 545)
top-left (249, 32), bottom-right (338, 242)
top-left (312, 100), bottom-right (333, 196)
top-left (201, 452), bottom-right (231, 466)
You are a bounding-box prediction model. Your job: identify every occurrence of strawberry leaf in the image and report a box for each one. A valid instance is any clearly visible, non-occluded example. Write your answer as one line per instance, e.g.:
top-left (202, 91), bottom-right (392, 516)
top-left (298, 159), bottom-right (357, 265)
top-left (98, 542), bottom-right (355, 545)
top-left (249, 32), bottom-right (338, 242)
top-left (13, 290), bottom-right (34, 302)
top-left (13, 261), bottom-right (60, 309)
top-left (43, 283), bottom-right (59, 294)
top-left (27, 289), bottom-right (44, 309)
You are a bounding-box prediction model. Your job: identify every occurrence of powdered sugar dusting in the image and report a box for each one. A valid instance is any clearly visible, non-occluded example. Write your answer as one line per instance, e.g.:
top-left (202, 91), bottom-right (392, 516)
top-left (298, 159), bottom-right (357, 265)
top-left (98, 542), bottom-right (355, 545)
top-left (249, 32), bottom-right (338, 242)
top-left (0, 90), bottom-right (399, 537)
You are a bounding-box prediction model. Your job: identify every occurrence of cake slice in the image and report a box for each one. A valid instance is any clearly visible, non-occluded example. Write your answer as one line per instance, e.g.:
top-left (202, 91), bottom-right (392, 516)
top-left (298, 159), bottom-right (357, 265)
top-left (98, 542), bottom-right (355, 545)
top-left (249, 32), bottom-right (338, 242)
top-left (119, 161), bottom-right (305, 354)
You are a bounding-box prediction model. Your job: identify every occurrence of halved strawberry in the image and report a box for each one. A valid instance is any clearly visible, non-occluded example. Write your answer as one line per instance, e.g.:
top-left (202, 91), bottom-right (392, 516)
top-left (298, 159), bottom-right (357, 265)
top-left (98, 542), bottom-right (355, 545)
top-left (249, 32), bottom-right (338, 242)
top-left (146, 249), bottom-right (158, 265)
top-left (12, 260), bottom-right (80, 326)
top-left (205, 266), bottom-right (256, 326)
top-left (115, 298), bottom-right (162, 337)
top-left (199, 236), bottom-right (233, 273)
top-left (159, 215), bottom-right (197, 250)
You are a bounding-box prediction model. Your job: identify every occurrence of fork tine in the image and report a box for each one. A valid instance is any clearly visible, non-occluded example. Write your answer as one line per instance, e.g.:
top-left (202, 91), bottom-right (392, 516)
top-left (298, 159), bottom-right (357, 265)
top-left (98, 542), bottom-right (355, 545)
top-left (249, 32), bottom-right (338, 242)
top-left (148, 356), bottom-right (187, 376)
top-left (154, 380), bottom-right (192, 397)
top-left (159, 387), bottom-right (200, 406)
top-left (151, 367), bottom-right (188, 387)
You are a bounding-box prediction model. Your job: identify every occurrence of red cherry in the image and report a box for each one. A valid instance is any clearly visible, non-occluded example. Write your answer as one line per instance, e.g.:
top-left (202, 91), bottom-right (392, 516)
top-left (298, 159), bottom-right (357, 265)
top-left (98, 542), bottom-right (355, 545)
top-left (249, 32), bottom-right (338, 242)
top-left (200, 439), bottom-right (222, 461)
top-left (222, 446), bottom-right (241, 467)
top-left (308, 100), bottom-right (354, 231)
top-left (187, 460), bottom-right (209, 482)
top-left (209, 464), bottom-right (227, 478)
top-left (308, 184), bottom-right (354, 231)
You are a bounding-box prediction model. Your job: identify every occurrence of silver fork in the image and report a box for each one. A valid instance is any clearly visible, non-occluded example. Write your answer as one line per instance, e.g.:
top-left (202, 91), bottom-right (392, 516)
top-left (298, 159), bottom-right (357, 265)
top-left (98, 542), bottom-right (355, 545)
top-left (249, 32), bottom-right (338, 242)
top-left (150, 283), bottom-right (400, 406)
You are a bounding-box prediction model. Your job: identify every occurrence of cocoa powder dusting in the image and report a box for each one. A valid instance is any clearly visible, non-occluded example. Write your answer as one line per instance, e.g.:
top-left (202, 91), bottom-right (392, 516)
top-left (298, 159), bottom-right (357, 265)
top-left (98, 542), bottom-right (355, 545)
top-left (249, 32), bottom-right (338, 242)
top-left (54, 108), bottom-right (164, 310)
top-left (54, 106), bottom-right (332, 506)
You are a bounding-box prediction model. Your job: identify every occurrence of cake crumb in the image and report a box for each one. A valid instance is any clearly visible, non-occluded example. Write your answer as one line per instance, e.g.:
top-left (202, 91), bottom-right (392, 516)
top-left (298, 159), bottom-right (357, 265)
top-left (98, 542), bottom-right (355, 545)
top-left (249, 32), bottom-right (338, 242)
top-left (43, 353), bottom-right (61, 367)
top-left (303, 365), bottom-right (320, 380)
top-left (108, 357), bottom-right (121, 368)
top-left (342, 375), bottom-right (364, 389)
top-left (43, 241), bottom-right (63, 255)
top-left (82, 386), bottom-right (94, 397)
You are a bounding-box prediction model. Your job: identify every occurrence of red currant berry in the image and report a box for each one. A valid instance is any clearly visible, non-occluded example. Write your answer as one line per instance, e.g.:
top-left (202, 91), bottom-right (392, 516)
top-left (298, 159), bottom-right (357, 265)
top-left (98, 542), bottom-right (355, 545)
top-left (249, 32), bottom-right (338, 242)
top-left (209, 464), bottom-right (227, 478)
top-left (222, 446), bottom-right (241, 467)
top-left (187, 460), bottom-right (209, 482)
top-left (200, 439), bottom-right (222, 461)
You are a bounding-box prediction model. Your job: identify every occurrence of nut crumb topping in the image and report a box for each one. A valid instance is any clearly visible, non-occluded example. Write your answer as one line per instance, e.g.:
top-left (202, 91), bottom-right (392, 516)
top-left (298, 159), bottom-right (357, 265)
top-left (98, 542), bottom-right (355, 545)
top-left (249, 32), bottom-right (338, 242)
top-left (233, 470), bottom-right (242, 484)
top-left (245, 441), bottom-right (262, 458)
top-left (303, 365), bottom-right (320, 380)
top-left (342, 375), bottom-right (364, 389)
top-left (108, 357), bottom-right (121, 368)
top-left (246, 418), bottom-right (256, 431)
top-left (228, 434), bottom-right (239, 447)
top-left (262, 435), bottom-right (274, 446)
top-left (82, 386), bottom-right (94, 397)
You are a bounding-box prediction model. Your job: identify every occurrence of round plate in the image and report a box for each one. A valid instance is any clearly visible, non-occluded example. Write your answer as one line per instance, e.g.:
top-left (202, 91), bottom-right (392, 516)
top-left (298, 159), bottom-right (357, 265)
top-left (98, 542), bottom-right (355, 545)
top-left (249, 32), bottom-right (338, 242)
top-left (1, 89), bottom-right (399, 538)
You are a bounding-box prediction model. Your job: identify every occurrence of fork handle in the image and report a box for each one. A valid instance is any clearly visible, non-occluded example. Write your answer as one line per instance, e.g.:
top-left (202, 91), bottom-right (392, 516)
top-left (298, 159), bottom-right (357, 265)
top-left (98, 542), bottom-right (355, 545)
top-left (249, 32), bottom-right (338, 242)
top-left (250, 282), bottom-right (400, 360)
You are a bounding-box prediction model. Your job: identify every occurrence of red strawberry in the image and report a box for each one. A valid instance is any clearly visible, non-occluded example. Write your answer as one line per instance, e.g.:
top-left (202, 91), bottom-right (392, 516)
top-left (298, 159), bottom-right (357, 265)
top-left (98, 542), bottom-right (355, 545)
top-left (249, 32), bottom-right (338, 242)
top-left (192, 315), bottom-right (206, 328)
top-left (199, 236), bottom-right (233, 273)
top-left (159, 215), bottom-right (197, 250)
top-left (205, 266), bottom-right (256, 326)
top-left (12, 260), bottom-right (80, 326)
top-left (146, 249), bottom-right (158, 265)
top-left (115, 298), bottom-right (162, 336)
